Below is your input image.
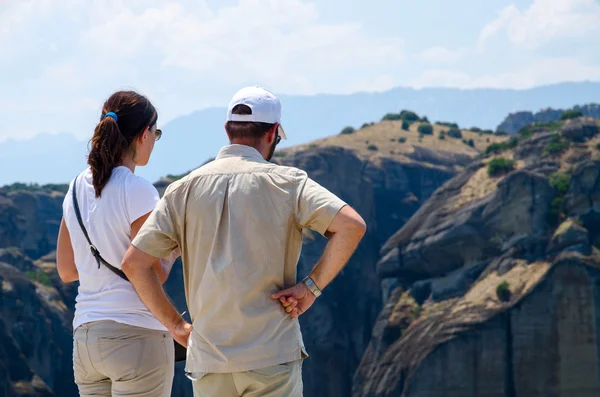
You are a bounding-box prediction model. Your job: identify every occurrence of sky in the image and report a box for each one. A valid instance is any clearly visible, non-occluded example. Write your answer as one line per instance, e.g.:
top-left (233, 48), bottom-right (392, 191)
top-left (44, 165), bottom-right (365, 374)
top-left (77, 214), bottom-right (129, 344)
top-left (1, 0), bottom-right (599, 143)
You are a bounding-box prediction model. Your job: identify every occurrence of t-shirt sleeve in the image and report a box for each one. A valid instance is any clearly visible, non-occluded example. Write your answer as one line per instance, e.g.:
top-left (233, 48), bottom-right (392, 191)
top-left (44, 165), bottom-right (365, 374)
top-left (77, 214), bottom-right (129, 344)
top-left (131, 184), bottom-right (181, 259)
top-left (295, 171), bottom-right (347, 236)
top-left (126, 177), bottom-right (160, 225)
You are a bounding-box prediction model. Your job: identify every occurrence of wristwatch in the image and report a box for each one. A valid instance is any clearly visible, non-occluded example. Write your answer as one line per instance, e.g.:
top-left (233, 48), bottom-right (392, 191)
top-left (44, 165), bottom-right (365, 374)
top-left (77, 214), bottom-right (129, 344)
top-left (302, 276), bottom-right (322, 298)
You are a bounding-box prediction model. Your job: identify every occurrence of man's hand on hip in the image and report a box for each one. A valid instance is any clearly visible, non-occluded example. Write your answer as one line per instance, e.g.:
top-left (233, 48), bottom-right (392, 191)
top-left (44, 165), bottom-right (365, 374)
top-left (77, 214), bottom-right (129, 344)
top-left (271, 283), bottom-right (316, 319)
top-left (170, 318), bottom-right (193, 347)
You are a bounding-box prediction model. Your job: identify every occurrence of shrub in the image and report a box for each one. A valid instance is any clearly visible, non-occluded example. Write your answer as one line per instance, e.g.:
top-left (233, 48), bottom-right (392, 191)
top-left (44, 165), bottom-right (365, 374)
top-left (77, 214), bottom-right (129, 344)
top-left (549, 172), bottom-right (571, 195)
top-left (421, 116), bottom-right (430, 123)
top-left (596, 143), bottom-right (600, 150)
top-left (400, 110), bottom-right (420, 122)
top-left (496, 281), bottom-right (511, 302)
top-left (361, 122), bottom-right (375, 129)
top-left (447, 128), bottom-right (462, 139)
top-left (418, 123), bottom-right (433, 135)
top-left (560, 109), bottom-right (584, 120)
top-left (308, 143), bottom-right (318, 149)
top-left (550, 197), bottom-right (565, 215)
top-left (401, 120), bottom-right (410, 130)
top-left (399, 137), bottom-right (407, 143)
top-left (390, 138), bottom-right (396, 142)
top-left (483, 129), bottom-right (494, 135)
top-left (470, 127), bottom-right (482, 133)
top-left (367, 144), bottom-right (379, 151)
top-left (495, 130), bottom-right (510, 136)
top-left (273, 151), bottom-right (287, 158)
top-left (488, 157), bottom-right (515, 176)
top-left (467, 139), bottom-right (475, 147)
top-left (544, 135), bottom-right (569, 155)
top-left (519, 126), bottom-right (534, 139)
top-left (437, 121), bottom-right (459, 129)
top-left (382, 113), bottom-right (402, 121)
top-left (340, 126), bottom-right (355, 135)
top-left (25, 270), bottom-right (52, 287)
top-left (438, 131), bottom-right (446, 140)
top-left (1, 183), bottom-right (69, 194)
top-left (485, 137), bottom-right (518, 155)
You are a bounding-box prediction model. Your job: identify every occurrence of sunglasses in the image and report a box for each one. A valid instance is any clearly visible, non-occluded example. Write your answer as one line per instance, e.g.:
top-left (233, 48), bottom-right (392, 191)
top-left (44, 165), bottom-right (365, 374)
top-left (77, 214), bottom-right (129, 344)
top-left (155, 129), bottom-right (162, 141)
top-left (275, 134), bottom-right (281, 145)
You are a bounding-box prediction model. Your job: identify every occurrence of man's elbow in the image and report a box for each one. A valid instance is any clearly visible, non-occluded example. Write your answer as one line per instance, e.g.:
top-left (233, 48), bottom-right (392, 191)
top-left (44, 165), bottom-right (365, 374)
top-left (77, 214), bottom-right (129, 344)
top-left (121, 245), bottom-right (153, 277)
top-left (344, 206), bottom-right (367, 237)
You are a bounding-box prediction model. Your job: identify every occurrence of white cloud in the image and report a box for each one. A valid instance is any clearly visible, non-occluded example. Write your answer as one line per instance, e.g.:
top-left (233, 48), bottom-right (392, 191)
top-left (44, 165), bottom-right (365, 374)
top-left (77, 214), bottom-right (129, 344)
top-left (0, 0), bottom-right (405, 141)
top-left (478, 0), bottom-right (600, 50)
top-left (417, 47), bottom-right (465, 64)
top-left (411, 57), bottom-right (600, 89)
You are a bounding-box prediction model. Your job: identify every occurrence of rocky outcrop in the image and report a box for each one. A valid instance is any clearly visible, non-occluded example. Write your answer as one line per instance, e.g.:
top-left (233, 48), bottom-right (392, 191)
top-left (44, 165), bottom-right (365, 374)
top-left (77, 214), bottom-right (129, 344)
top-left (0, 140), bottom-right (476, 396)
top-left (496, 103), bottom-right (600, 134)
top-left (354, 119), bottom-right (600, 396)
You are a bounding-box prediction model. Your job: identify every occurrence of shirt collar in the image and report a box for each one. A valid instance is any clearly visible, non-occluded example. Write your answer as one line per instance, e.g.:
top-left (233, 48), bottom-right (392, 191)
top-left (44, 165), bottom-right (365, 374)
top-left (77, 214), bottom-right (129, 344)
top-left (215, 144), bottom-right (267, 162)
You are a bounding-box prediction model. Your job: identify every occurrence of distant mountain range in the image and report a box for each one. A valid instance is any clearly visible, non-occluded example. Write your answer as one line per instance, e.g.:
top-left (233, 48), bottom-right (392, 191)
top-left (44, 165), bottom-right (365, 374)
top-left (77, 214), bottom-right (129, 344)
top-left (1, 81), bottom-right (599, 185)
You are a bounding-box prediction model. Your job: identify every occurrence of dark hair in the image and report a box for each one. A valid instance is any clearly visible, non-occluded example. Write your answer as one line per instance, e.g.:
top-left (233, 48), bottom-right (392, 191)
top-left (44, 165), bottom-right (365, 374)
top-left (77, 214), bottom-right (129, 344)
top-left (225, 104), bottom-right (274, 142)
top-left (87, 90), bottom-right (157, 197)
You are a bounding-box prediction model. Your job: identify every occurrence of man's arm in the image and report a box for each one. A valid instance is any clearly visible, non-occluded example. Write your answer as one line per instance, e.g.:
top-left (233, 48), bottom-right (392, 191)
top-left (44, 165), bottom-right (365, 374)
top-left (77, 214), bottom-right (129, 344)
top-left (122, 246), bottom-right (192, 346)
top-left (271, 204), bottom-right (366, 318)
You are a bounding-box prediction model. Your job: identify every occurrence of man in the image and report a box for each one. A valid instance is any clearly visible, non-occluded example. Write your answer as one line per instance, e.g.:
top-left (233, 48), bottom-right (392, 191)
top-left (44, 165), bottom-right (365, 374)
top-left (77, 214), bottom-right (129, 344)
top-left (121, 86), bottom-right (367, 396)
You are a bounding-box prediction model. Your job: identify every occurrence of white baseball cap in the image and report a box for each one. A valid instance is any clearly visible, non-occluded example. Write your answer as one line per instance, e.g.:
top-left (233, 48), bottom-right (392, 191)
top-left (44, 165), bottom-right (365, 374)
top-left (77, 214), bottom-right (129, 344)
top-left (226, 86), bottom-right (287, 140)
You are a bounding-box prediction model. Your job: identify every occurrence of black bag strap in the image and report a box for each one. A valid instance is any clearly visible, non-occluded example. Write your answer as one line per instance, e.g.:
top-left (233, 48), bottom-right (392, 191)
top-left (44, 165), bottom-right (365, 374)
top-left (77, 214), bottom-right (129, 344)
top-left (72, 175), bottom-right (129, 281)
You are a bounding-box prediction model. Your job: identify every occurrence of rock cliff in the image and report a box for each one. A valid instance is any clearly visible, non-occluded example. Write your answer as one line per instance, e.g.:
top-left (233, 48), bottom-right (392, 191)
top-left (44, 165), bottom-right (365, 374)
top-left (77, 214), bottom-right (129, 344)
top-left (354, 118), bottom-right (600, 396)
top-left (497, 103), bottom-right (600, 134)
top-left (0, 119), bottom-right (491, 396)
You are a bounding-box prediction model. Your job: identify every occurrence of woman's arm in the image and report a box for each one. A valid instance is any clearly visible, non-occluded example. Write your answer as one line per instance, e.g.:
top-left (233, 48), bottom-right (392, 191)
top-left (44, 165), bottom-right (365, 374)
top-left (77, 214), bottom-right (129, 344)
top-left (56, 218), bottom-right (79, 282)
top-left (131, 212), bottom-right (170, 284)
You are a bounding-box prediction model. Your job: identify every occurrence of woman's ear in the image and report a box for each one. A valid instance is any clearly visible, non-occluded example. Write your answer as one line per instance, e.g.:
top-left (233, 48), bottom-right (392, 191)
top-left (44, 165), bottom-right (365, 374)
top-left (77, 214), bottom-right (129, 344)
top-left (139, 127), bottom-right (149, 142)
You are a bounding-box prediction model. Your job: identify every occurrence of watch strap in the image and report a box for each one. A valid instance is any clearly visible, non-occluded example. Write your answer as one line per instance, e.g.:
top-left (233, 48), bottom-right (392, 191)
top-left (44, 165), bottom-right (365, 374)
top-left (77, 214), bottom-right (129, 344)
top-left (302, 276), bottom-right (322, 298)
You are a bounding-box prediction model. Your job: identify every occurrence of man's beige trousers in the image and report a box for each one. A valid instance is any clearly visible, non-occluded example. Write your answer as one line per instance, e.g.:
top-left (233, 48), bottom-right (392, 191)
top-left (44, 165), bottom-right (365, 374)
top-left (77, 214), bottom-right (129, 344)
top-left (73, 320), bottom-right (174, 397)
top-left (189, 360), bottom-right (303, 397)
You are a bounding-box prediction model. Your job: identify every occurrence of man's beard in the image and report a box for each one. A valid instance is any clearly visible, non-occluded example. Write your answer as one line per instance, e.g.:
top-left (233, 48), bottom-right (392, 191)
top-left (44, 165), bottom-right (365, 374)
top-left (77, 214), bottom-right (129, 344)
top-left (266, 138), bottom-right (278, 161)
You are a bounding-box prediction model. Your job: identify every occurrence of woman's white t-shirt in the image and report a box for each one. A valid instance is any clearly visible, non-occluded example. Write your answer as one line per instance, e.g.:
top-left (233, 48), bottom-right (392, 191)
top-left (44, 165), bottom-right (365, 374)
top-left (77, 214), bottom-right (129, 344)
top-left (63, 166), bottom-right (167, 331)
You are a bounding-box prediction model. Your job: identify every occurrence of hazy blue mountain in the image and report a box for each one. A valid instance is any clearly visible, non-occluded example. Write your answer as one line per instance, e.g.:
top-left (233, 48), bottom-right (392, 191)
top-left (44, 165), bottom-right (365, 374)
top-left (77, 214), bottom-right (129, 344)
top-left (2, 81), bottom-right (599, 185)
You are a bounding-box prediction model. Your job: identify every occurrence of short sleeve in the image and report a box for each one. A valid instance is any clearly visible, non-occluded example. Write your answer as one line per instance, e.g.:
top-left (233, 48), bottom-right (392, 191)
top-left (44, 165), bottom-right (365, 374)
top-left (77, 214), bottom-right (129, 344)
top-left (131, 184), bottom-right (181, 259)
top-left (295, 171), bottom-right (347, 236)
top-left (127, 176), bottom-right (160, 224)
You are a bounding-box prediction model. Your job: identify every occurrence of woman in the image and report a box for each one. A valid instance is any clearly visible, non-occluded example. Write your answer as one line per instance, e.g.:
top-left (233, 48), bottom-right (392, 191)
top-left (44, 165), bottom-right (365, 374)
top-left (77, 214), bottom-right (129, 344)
top-left (56, 90), bottom-right (174, 397)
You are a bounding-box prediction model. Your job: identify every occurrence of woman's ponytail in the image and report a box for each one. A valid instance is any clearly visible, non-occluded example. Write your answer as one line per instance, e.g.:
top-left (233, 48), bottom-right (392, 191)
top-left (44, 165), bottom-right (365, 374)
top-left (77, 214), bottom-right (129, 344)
top-left (87, 115), bottom-right (129, 197)
top-left (86, 91), bottom-right (157, 198)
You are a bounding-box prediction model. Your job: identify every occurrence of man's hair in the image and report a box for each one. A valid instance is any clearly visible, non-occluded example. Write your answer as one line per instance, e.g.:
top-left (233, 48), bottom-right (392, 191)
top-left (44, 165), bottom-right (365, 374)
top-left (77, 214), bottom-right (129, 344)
top-left (225, 104), bottom-right (274, 140)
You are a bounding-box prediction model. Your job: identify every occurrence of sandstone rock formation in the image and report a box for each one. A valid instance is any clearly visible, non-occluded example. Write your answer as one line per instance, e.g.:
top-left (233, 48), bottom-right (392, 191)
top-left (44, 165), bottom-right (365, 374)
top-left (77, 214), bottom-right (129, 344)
top-left (354, 118), bottom-right (600, 396)
top-left (0, 119), bottom-right (489, 396)
top-left (496, 103), bottom-right (600, 134)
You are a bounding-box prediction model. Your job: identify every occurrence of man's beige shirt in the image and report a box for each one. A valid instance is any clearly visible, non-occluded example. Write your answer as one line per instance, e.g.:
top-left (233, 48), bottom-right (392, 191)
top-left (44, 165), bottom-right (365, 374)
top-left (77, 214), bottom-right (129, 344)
top-left (132, 144), bottom-right (347, 373)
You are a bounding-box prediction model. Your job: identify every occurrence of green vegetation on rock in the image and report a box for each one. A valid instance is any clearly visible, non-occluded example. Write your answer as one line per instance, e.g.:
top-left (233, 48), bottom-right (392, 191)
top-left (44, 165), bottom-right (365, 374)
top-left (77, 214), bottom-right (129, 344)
top-left (544, 135), bottom-right (570, 155)
top-left (485, 137), bottom-right (518, 155)
top-left (418, 123), bottom-right (433, 135)
top-left (496, 281), bottom-right (511, 302)
top-left (549, 172), bottom-right (571, 195)
top-left (488, 158), bottom-right (515, 176)
top-left (367, 144), bottom-right (379, 151)
top-left (447, 128), bottom-right (462, 139)
top-left (560, 109), bottom-right (584, 120)
top-left (401, 120), bottom-right (410, 131)
top-left (340, 126), bottom-right (356, 135)
top-left (25, 270), bottom-right (53, 287)
top-left (0, 182), bottom-right (69, 194)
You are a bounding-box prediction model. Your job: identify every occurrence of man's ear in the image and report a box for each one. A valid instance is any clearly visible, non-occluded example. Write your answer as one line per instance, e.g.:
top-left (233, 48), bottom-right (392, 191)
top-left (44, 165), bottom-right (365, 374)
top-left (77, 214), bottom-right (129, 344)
top-left (225, 122), bottom-right (232, 142)
top-left (267, 124), bottom-right (278, 143)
